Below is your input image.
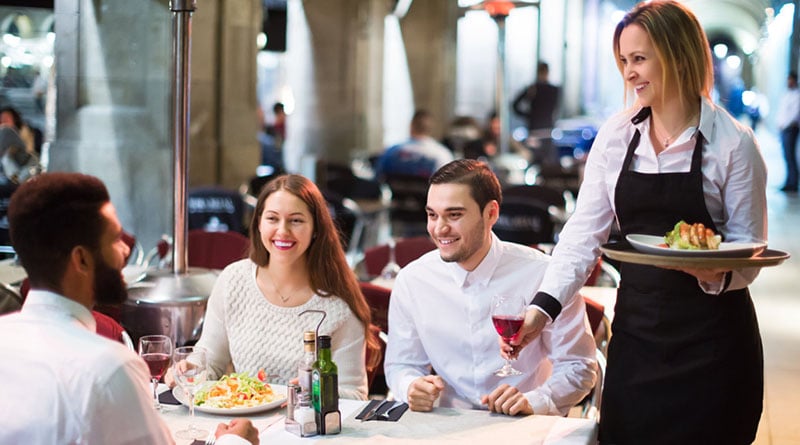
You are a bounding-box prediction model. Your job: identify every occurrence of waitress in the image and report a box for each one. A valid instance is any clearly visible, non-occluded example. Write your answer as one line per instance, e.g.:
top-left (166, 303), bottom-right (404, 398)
top-left (506, 1), bottom-right (766, 444)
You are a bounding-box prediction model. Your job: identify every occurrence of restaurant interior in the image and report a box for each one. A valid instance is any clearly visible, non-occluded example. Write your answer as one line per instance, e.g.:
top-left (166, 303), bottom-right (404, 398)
top-left (0, 0), bottom-right (798, 443)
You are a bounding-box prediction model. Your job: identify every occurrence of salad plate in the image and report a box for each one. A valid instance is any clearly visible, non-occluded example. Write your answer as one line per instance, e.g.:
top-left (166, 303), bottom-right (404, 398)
top-left (626, 234), bottom-right (767, 258)
top-left (173, 382), bottom-right (287, 415)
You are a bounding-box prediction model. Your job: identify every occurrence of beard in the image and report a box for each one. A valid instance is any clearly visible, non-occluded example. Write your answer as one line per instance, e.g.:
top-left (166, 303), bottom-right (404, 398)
top-left (438, 219), bottom-right (485, 264)
top-left (93, 254), bottom-right (127, 305)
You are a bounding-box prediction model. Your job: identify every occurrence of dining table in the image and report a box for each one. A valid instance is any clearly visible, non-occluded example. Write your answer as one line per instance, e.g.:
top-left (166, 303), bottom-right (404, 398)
top-left (158, 387), bottom-right (598, 445)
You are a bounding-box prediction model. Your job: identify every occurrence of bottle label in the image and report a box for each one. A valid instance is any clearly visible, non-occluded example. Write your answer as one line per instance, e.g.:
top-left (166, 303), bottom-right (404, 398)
top-left (311, 370), bottom-right (321, 412)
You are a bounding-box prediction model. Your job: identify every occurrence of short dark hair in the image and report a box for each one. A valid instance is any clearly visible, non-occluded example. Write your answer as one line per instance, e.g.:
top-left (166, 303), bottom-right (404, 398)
top-left (8, 173), bottom-right (110, 289)
top-left (410, 109), bottom-right (433, 135)
top-left (0, 106), bottom-right (23, 129)
top-left (273, 102), bottom-right (285, 113)
top-left (429, 159), bottom-right (502, 211)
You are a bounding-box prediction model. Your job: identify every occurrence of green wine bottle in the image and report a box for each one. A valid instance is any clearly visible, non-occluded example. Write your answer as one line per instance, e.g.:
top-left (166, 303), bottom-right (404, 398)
top-left (311, 335), bottom-right (340, 434)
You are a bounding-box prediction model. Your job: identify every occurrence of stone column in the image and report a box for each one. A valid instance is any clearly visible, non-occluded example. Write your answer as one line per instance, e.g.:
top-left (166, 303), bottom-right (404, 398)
top-left (49, 0), bottom-right (261, 249)
top-left (400, 1), bottom-right (459, 139)
top-left (286, 0), bottom-right (388, 172)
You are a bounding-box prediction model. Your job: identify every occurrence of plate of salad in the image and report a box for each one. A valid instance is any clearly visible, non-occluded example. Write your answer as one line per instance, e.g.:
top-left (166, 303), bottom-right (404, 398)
top-left (173, 370), bottom-right (287, 415)
top-left (626, 234), bottom-right (766, 258)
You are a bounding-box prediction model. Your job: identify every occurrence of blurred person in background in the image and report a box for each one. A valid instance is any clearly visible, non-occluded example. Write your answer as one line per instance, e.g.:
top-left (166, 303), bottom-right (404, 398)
top-left (776, 71), bottom-right (800, 192)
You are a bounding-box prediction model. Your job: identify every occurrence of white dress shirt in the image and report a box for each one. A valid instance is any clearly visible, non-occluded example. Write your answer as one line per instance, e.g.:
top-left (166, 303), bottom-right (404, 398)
top-left (384, 235), bottom-right (597, 416)
top-left (0, 290), bottom-right (249, 445)
top-left (538, 97), bottom-right (768, 308)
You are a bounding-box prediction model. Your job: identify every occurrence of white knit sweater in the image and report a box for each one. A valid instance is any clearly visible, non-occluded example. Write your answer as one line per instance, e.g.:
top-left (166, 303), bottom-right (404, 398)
top-left (195, 259), bottom-right (368, 400)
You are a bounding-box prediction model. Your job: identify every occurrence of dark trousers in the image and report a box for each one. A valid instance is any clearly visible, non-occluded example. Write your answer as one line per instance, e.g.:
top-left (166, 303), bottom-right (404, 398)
top-left (781, 124), bottom-right (799, 189)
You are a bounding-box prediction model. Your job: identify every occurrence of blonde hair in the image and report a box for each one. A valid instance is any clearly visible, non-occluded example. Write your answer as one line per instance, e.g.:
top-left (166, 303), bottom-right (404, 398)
top-left (613, 0), bottom-right (713, 108)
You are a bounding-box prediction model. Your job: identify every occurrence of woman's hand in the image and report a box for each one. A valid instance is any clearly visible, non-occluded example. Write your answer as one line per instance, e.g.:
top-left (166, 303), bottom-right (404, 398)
top-left (661, 266), bottom-right (728, 283)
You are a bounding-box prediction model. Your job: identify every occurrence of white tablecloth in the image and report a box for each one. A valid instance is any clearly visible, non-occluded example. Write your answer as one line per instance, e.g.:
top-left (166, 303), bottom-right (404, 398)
top-left (158, 387), bottom-right (597, 445)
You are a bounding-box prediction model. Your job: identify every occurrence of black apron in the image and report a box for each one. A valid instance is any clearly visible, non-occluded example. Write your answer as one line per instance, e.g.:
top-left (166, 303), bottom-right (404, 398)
top-left (599, 109), bottom-right (763, 445)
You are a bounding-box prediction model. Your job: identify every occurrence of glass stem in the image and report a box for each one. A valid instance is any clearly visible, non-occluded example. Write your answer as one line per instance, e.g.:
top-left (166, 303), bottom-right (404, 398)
top-left (152, 379), bottom-right (159, 407)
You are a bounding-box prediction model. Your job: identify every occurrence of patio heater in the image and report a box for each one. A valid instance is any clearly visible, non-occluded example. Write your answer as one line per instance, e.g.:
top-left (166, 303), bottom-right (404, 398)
top-left (122, 0), bottom-right (216, 347)
top-left (471, 0), bottom-right (540, 154)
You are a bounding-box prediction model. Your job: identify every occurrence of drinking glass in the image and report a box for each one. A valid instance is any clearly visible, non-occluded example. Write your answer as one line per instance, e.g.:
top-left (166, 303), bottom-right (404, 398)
top-left (173, 346), bottom-right (208, 440)
top-left (380, 238), bottom-right (401, 280)
top-left (490, 294), bottom-right (526, 377)
top-left (138, 335), bottom-right (173, 411)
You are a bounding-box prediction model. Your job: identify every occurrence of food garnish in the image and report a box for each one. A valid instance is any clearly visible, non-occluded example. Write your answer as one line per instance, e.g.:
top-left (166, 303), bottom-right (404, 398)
top-left (664, 220), bottom-right (721, 250)
top-left (194, 369), bottom-right (276, 408)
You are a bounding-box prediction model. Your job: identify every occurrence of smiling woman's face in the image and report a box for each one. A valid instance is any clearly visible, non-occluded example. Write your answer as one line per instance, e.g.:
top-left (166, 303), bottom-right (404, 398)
top-left (618, 23), bottom-right (664, 108)
top-left (259, 190), bottom-right (314, 265)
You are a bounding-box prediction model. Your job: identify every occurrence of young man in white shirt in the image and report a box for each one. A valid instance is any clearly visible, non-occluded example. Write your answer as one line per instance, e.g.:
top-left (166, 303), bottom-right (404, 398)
top-left (384, 159), bottom-right (597, 416)
top-left (0, 172), bottom-right (259, 445)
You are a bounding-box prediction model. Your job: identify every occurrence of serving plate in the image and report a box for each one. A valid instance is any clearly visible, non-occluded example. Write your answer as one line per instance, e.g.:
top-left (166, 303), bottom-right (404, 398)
top-left (173, 382), bottom-right (287, 415)
top-left (602, 242), bottom-right (789, 269)
top-left (626, 234), bottom-right (767, 258)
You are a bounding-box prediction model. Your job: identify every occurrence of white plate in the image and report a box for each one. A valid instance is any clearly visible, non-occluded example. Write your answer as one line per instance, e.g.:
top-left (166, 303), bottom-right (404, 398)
top-left (626, 234), bottom-right (767, 258)
top-left (173, 382), bottom-right (287, 415)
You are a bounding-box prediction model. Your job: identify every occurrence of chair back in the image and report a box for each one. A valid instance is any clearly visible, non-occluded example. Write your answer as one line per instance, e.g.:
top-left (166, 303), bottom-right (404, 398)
top-left (322, 190), bottom-right (362, 253)
top-left (0, 183), bottom-right (17, 255)
top-left (359, 281), bottom-right (391, 395)
top-left (493, 201), bottom-right (555, 245)
top-left (362, 236), bottom-right (436, 278)
top-left (187, 229), bottom-right (250, 270)
top-left (384, 173), bottom-right (430, 235)
top-left (503, 184), bottom-right (566, 209)
top-left (188, 186), bottom-right (246, 233)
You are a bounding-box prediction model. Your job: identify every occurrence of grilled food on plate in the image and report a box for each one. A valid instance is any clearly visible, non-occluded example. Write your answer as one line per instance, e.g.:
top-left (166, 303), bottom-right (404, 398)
top-left (664, 220), bottom-right (721, 250)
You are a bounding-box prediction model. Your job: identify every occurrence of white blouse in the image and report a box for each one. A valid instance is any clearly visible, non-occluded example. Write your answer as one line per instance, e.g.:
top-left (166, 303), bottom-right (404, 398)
top-left (538, 97), bottom-right (768, 308)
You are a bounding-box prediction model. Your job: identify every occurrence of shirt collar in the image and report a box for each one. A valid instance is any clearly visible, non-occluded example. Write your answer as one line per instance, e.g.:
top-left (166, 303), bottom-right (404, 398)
top-left (22, 289), bottom-right (97, 333)
top-left (445, 233), bottom-right (502, 289)
top-left (629, 97), bottom-right (715, 147)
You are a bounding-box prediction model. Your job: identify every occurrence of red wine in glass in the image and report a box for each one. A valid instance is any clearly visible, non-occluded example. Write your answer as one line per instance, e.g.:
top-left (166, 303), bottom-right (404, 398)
top-left (138, 335), bottom-right (172, 411)
top-left (490, 295), bottom-right (526, 377)
top-left (492, 315), bottom-right (524, 342)
top-left (142, 353), bottom-right (171, 380)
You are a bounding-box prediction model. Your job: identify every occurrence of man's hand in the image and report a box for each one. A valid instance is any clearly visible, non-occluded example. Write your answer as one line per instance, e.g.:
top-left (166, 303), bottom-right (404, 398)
top-left (407, 375), bottom-right (445, 412)
top-left (480, 384), bottom-right (533, 416)
top-left (500, 309), bottom-right (548, 359)
top-left (215, 418), bottom-right (259, 444)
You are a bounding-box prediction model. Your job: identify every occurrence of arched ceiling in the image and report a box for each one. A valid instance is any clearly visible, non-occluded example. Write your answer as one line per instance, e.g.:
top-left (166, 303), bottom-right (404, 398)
top-left (686, 0), bottom-right (772, 55)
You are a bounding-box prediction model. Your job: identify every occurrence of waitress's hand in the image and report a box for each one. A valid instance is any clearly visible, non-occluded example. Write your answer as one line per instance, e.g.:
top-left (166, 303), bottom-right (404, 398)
top-left (501, 309), bottom-right (548, 359)
top-left (663, 266), bottom-right (729, 283)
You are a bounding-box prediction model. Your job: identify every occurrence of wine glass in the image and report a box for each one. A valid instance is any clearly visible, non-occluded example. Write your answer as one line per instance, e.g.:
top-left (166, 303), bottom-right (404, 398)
top-left (380, 238), bottom-right (401, 280)
top-left (173, 346), bottom-right (209, 440)
top-left (138, 334), bottom-right (173, 411)
top-left (490, 294), bottom-right (526, 377)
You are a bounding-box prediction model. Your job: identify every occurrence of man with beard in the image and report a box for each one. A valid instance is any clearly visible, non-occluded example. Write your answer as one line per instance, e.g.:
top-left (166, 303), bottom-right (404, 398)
top-left (384, 160), bottom-right (596, 416)
top-left (0, 173), bottom-right (259, 444)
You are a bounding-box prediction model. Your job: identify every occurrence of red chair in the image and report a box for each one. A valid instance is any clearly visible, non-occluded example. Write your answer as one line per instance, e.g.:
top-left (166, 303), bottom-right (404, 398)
top-left (359, 281), bottom-right (391, 395)
top-left (145, 229), bottom-right (250, 270)
top-left (362, 236), bottom-right (436, 278)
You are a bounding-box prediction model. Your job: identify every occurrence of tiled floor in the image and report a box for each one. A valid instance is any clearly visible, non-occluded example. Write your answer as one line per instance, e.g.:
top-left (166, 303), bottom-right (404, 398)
top-left (751, 128), bottom-right (800, 445)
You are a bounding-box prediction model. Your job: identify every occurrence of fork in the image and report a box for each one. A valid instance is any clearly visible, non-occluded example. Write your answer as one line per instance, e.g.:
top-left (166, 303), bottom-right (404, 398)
top-left (203, 433), bottom-right (216, 445)
top-left (361, 399), bottom-right (391, 422)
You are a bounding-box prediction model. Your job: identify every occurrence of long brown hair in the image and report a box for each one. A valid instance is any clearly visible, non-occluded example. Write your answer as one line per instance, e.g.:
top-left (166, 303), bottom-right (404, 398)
top-left (249, 174), bottom-right (379, 367)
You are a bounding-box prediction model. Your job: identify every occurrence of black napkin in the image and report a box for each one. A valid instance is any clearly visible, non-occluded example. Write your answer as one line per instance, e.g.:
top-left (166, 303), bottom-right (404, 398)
top-left (355, 400), bottom-right (408, 422)
top-left (159, 389), bottom-right (182, 405)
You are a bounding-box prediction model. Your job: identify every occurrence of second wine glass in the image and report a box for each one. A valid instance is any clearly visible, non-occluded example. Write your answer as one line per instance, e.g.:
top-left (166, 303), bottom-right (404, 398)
top-left (138, 334), bottom-right (172, 411)
top-left (490, 294), bottom-right (526, 377)
top-left (173, 346), bottom-right (208, 440)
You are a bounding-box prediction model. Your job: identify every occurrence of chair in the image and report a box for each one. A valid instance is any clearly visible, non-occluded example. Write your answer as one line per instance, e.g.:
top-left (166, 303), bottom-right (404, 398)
top-left (359, 281), bottom-right (391, 395)
top-left (493, 200), bottom-right (555, 245)
top-left (383, 173), bottom-right (430, 237)
top-left (323, 190), bottom-right (363, 256)
top-left (580, 296), bottom-right (611, 420)
top-left (0, 183), bottom-right (18, 258)
top-left (585, 258), bottom-right (621, 288)
top-left (145, 229), bottom-right (250, 270)
top-left (361, 236), bottom-right (436, 279)
top-left (121, 230), bottom-right (144, 266)
top-left (187, 186), bottom-right (246, 234)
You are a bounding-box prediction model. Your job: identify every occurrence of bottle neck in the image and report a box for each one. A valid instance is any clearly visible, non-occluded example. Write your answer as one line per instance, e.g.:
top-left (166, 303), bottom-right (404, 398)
top-left (317, 346), bottom-right (332, 362)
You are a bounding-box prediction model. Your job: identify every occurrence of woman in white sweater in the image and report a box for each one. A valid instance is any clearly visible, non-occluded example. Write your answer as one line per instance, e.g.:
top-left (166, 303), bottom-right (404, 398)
top-left (193, 174), bottom-right (378, 400)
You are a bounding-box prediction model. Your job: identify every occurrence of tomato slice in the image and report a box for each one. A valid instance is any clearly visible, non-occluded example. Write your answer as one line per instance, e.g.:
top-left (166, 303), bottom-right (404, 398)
top-left (257, 368), bottom-right (267, 382)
